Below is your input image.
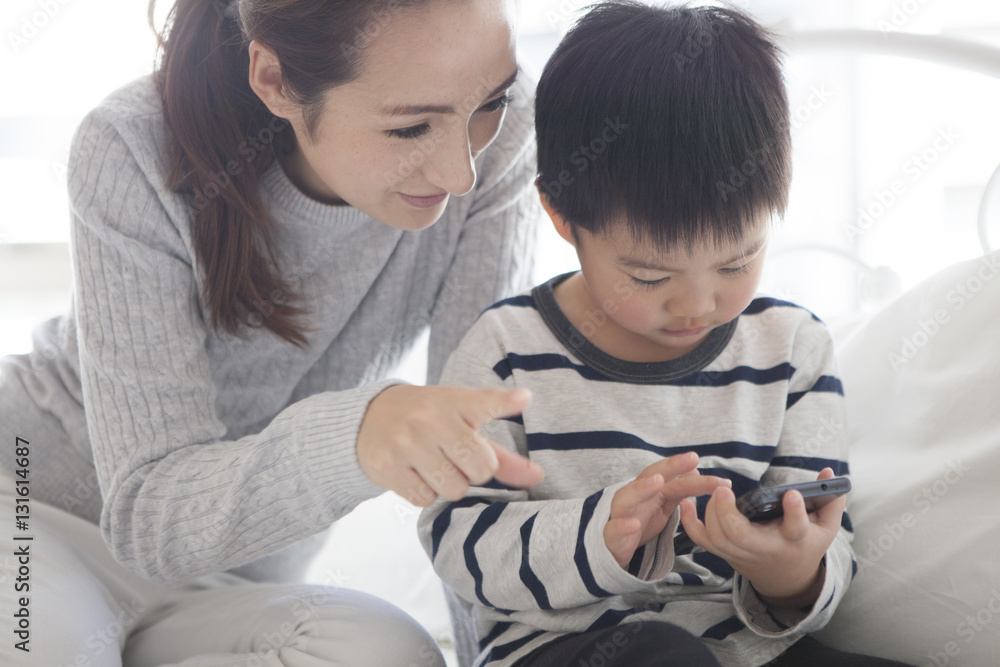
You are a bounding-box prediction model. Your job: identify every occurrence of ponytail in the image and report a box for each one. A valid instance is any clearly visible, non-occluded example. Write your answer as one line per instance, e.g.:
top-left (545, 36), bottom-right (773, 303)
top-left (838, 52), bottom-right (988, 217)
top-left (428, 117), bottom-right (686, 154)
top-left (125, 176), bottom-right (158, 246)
top-left (147, 0), bottom-right (430, 347)
top-left (150, 0), bottom-right (308, 347)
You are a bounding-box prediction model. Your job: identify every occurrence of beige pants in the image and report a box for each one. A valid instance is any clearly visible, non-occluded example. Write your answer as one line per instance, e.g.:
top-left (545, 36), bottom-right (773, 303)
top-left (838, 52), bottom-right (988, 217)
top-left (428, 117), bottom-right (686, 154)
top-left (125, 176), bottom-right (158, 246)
top-left (0, 470), bottom-right (445, 667)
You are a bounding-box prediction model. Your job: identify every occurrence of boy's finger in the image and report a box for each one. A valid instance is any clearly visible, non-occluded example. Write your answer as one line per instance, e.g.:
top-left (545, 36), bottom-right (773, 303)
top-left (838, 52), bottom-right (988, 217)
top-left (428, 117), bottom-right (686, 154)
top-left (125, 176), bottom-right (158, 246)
top-left (639, 451), bottom-right (700, 481)
top-left (659, 474), bottom-right (731, 503)
top-left (812, 468), bottom-right (847, 528)
top-left (705, 486), bottom-right (753, 546)
top-left (812, 493), bottom-right (847, 530)
top-left (678, 498), bottom-right (711, 548)
top-left (611, 474), bottom-right (665, 516)
top-left (778, 490), bottom-right (810, 542)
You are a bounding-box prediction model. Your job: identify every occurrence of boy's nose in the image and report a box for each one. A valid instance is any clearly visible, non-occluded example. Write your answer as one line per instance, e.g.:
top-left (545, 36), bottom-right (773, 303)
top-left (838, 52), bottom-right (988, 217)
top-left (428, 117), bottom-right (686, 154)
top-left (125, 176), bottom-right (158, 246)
top-left (666, 289), bottom-right (715, 320)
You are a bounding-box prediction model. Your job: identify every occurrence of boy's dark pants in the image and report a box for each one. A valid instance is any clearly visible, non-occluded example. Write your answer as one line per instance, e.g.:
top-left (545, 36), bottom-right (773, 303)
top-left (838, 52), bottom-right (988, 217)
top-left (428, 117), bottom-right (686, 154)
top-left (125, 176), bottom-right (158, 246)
top-left (512, 621), bottom-right (915, 667)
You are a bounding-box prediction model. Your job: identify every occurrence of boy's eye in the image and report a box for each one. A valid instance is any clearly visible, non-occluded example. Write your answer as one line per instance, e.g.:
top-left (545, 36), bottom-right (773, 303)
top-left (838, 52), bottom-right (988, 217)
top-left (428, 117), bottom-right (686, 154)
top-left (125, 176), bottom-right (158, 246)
top-left (479, 93), bottom-right (513, 114)
top-left (387, 123), bottom-right (432, 140)
top-left (628, 275), bottom-right (668, 289)
top-left (720, 261), bottom-right (753, 275)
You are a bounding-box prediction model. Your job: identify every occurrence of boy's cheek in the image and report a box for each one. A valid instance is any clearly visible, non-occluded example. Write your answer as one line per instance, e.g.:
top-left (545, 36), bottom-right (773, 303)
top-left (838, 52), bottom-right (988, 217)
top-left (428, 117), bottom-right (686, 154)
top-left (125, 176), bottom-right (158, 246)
top-left (609, 299), bottom-right (658, 331)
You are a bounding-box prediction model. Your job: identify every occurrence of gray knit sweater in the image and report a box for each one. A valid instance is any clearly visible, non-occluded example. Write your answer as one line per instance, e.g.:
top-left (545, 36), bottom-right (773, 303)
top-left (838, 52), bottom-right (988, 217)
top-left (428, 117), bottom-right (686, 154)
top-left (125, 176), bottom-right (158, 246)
top-left (0, 72), bottom-right (539, 585)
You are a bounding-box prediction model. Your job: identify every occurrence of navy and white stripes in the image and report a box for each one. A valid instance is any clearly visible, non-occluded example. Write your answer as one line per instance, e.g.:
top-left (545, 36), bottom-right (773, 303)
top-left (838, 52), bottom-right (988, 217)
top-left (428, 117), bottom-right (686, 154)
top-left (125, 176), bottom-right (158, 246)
top-left (418, 277), bottom-right (856, 667)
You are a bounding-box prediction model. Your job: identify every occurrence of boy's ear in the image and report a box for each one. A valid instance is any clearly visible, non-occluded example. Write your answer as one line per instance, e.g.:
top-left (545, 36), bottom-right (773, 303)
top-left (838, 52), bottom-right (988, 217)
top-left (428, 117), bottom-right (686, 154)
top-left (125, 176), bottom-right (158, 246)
top-left (535, 178), bottom-right (576, 247)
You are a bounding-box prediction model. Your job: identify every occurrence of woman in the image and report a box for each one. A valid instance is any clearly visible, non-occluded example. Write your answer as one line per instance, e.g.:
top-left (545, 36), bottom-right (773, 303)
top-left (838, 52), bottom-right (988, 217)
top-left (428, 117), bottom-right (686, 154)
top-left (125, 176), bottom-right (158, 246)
top-left (0, 0), bottom-right (541, 664)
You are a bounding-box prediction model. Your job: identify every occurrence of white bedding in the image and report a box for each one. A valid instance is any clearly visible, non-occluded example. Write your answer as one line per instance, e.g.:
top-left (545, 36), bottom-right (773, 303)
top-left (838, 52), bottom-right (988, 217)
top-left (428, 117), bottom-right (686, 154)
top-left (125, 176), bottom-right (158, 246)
top-left (816, 250), bottom-right (1000, 665)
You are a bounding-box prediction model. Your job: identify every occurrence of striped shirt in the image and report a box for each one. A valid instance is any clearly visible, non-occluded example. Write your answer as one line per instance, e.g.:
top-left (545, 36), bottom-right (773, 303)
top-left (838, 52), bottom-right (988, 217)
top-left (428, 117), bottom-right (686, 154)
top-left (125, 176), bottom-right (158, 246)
top-left (419, 272), bottom-right (856, 667)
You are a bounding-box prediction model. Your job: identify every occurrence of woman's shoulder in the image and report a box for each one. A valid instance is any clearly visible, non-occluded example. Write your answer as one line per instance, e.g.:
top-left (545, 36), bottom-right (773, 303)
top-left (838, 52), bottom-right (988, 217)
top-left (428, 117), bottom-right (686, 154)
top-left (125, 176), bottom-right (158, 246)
top-left (68, 74), bottom-right (177, 196)
top-left (65, 74), bottom-right (200, 266)
top-left (88, 73), bottom-right (164, 123)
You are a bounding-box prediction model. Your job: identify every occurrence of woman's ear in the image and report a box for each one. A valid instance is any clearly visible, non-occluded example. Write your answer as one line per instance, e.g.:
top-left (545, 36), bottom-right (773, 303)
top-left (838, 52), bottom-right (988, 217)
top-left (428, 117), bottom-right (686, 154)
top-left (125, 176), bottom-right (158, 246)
top-left (248, 40), bottom-right (295, 120)
top-left (535, 178), bottom-right (576, 247)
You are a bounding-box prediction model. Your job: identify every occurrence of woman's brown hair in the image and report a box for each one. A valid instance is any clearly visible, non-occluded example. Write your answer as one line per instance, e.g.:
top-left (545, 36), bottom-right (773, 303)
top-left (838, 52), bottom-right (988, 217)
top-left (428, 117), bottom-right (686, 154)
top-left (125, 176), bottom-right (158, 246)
top-left (147, 0), bottom-right (427, 348)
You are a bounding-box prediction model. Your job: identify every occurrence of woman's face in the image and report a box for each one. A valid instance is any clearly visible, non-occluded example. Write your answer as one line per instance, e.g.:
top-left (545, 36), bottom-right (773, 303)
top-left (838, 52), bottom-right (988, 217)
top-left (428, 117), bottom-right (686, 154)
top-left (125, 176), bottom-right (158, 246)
top-left (249, 0), bottom-right (520, 231)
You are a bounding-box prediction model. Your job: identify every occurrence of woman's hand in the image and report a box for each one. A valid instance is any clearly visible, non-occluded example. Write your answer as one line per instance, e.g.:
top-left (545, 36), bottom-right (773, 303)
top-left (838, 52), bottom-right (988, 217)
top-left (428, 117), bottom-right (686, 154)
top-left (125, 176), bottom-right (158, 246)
top-left (356, 384), bottom-right (544, 506)
top-left (679, 467), bottom-right (845, 608)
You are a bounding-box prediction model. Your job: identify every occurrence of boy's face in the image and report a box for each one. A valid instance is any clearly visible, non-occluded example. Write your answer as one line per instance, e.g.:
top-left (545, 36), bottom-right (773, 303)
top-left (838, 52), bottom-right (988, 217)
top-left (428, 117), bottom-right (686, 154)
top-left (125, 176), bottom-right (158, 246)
top-left (560, 220), bottom-right (769, 362)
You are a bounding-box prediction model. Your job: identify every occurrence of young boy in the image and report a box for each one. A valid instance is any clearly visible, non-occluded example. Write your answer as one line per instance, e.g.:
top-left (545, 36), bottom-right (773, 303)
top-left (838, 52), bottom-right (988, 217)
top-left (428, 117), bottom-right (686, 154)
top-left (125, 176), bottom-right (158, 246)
top-left (419, 3), bottom-right (911, 666)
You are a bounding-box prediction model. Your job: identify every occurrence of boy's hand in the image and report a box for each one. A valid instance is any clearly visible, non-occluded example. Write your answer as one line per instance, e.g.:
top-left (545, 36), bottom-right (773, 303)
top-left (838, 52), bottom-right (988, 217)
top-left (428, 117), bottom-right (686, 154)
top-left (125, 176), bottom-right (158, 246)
top-left (604, 452), bottom-right (732, 569)
top-left (678, 467), bottom-right (845, 608)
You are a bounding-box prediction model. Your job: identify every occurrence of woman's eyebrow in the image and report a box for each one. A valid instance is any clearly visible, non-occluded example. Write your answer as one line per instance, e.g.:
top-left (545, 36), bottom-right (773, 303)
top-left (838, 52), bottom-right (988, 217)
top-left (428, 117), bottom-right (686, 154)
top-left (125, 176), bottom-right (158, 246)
top-left (378, 69), bottom-right (519, 117)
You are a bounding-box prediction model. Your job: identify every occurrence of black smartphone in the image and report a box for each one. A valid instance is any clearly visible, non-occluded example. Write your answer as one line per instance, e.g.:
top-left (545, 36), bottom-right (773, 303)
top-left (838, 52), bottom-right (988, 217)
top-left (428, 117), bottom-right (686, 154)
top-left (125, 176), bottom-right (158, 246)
top-left (736, 477), bottom-right (852, 522)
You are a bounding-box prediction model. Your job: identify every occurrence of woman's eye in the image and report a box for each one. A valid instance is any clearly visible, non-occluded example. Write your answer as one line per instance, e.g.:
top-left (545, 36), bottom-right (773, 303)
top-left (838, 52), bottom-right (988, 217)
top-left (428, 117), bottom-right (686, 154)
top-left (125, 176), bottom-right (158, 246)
top-left (387, 124), bottom-right (431, 140)
top-left (479, 93), bottom-right (512, 113)
top-left (387, 93), bottom-right (511, 140)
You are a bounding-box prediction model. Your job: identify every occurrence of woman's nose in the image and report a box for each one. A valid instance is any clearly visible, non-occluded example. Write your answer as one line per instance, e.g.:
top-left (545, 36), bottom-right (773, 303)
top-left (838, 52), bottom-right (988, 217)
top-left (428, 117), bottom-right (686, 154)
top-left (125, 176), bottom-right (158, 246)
top-left (423, 128), bottom-right (477, 197)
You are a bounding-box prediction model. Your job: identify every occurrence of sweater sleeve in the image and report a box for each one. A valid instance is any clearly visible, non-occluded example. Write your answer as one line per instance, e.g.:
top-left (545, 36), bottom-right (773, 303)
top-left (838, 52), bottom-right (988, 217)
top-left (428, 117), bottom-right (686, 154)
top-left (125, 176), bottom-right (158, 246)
top-left (68, 109), bottom-right (390, 585)
top-left (733, 315), bottom-right (855, 637)
top-left (426, 74), bottom-right (542, 386)
top-left (419, 341), bottom-right (677, 612)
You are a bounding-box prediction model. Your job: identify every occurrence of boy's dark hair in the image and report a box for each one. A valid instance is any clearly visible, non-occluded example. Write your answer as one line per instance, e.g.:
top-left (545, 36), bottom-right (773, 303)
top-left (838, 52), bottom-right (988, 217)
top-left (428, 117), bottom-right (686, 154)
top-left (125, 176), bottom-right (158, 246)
top-left (535, 1), bottom-right (791, 250)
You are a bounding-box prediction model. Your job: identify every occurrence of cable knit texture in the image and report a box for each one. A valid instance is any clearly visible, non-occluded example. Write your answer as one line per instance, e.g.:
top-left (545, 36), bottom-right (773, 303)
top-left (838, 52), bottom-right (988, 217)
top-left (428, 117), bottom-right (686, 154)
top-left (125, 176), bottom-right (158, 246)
top-left (0, 72), bottom-right (539, 585)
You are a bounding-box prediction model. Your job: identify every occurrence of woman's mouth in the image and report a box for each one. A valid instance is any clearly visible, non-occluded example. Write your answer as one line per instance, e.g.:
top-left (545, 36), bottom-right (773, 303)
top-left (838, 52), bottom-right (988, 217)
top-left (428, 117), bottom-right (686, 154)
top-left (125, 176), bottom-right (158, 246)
top-left (399, 192), bottom-right (449, 209)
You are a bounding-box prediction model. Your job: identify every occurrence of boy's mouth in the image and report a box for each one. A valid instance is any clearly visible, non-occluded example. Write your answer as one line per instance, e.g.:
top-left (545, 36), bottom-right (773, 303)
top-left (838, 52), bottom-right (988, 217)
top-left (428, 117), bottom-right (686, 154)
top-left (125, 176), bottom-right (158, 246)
top-left (660, 326), bottom-right (708, 338)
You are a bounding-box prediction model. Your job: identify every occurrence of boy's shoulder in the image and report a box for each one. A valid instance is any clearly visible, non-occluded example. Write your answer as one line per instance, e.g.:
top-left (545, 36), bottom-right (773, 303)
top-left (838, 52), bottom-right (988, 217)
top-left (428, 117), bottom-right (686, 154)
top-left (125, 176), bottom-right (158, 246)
top-left (735, 294), bottom-right (835, 356)
top-left (457, 278), bottom-right (557, 357)
top-left (741, 295), bottom-right (827, 327)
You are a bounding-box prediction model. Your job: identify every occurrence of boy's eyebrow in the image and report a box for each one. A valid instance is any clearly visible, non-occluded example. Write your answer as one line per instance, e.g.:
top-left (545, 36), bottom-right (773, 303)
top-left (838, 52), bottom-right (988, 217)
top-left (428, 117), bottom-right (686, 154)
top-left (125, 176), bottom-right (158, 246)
top-left (378, 69), bottom-right (519, 117)
top-left (619, 239), bottom-right (766, 272)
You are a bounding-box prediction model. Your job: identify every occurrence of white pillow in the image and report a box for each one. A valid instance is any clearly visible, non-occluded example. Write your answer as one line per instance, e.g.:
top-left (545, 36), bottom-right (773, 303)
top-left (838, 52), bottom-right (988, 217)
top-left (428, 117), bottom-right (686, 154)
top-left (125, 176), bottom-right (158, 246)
top-left (814, 250), bottom-right (1000, 665)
